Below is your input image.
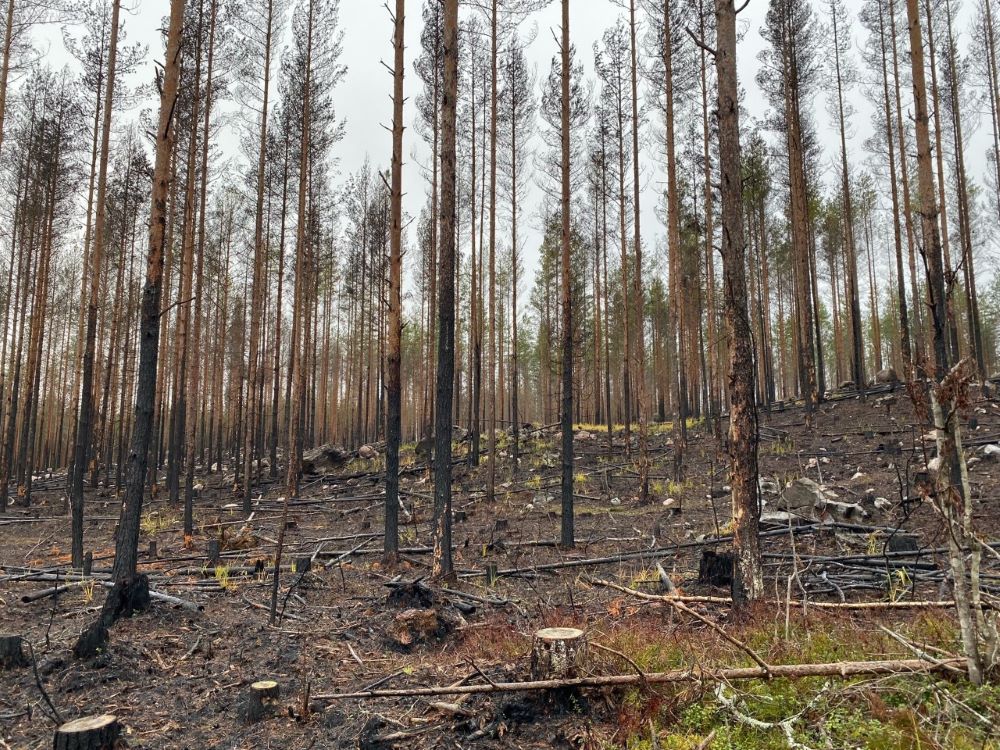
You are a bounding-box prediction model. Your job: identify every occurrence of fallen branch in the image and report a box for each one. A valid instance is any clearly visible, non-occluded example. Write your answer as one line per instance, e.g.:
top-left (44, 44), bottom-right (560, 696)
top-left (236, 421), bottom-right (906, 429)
top-left (585, 577), bottom-right (771, 673)
top-left (439, 586), bottom-right (528, 618)
top-left (313, 658), bottom-right (964, 700)
top-left (584, 576), bottom-right (988, 611)
top-left (98, 581), bottom-right (201, 612)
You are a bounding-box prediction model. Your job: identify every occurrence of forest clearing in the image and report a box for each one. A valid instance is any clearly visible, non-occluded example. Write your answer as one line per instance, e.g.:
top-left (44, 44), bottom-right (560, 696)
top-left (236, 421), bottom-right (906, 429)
top-left (4, 387), bottom-right (1000, 748)
top-left (1, 0), bottom-right (1000, 747)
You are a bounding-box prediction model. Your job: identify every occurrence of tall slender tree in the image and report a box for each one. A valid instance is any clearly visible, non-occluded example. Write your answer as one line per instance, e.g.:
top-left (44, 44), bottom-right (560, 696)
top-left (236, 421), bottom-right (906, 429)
top-left (385, 0), bottom-right (405, 563)
top-left (759, 0), bottom-right (820, 412)
top-left (715, 0), bottom-right (762, 603)
top-left (432, 0), bottom-right (459, 578)
top-left (827, 0), bottom-right (865, 391)
top-left (559, 0), bottom-right (574, 548)
top-left (73, 0), bottom-right (186, 660)
top-left (69, 0), bottom-right (122, 569)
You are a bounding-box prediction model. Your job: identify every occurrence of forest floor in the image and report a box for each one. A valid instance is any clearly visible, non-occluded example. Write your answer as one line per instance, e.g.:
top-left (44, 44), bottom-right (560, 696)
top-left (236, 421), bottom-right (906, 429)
top-left (3, 384), bottom-right (1000, 749)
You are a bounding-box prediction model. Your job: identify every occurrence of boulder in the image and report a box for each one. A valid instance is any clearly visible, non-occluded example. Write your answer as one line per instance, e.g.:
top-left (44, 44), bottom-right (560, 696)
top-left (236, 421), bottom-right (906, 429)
top-left (818, 500), bottom-right (869, 522)
top-left (758, 478), bottom-right (781, 496)
top-left (574, 430), bottom-right (595, 443)
top-left (983, 444), bottom-right (1000, 462)
top-left (302, 444), bottom-right (351, 474)
top-left (415, 437), bottom-right (434, 462)
top-left (875, 367), bottom-right (899, 385)
top-left (358, 444), bottom-right (380, 460)
top-left (777, 477), bottom-right (827, 512)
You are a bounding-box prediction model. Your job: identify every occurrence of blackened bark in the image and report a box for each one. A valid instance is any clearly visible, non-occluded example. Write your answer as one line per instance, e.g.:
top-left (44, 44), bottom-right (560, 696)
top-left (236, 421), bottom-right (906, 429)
top-left (715, 0), bottom-right (762, 604)
top-left (104, 0), bottom-right (185, 593)
top-left (70, 0), bottom-right (122, 569)
top-left (432, 0), bottom-right (458, 578)
top-left (559, 0), bottom-right (574, 549)
top-left (385, 0), bottom-right (405, 561)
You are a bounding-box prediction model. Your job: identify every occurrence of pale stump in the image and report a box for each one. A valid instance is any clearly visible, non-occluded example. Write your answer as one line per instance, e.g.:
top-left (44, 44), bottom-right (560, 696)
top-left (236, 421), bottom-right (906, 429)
top-left (530, 627), bottom-right (588, 680)
top-left (52, 714), bottom-right (120, 750)
top-left (244, 679), bottom-right (280, 723)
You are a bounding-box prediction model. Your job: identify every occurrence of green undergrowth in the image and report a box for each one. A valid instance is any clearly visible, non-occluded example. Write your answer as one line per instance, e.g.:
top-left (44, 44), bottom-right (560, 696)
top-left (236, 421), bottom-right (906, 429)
top-left (587, 614), bottom-right (998, 749)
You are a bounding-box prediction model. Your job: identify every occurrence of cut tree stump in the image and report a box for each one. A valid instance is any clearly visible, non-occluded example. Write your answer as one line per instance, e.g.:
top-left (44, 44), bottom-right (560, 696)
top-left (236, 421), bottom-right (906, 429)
top-left (207, 539), bottom-right (221, 566)
top-left (244, 680), bottom-right (280, 724)
top-left (530, 627), bottom-right (588, 680)
top-left (485, 563), bottom-right (499, 586)
top-left (0, 634), bottom-right (28, 669)
top-left (293, 556), bottom-right (312, 576)
top-left (52, 714), bottom-right (120, 750)
top-left (698, 550), bottom-right (735, 587)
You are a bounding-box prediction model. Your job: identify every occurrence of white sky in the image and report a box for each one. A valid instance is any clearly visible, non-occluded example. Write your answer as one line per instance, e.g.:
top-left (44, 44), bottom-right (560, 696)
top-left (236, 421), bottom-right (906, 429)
top-left (32, 0), bottom-right (992, 307)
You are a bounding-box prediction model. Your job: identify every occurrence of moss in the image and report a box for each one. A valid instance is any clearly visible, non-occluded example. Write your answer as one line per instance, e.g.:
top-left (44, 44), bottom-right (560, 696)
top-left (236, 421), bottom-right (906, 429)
top-left (607, 612), bottom-right (999, 750)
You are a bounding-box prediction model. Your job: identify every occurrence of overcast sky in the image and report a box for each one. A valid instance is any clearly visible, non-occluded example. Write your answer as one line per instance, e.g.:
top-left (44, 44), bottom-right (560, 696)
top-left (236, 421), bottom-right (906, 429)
top-left (39, 0), bottom-right (992, 303)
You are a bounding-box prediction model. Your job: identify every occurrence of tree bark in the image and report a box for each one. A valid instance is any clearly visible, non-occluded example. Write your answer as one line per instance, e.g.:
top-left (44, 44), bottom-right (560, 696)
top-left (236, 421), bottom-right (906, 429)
top-left (559, 0), bottom-right (574, 549)
top-left (385, 0), bottom-right (405, 562)
top-left (432, 0), bottom-right (458, 579)
top-left (242, 0), bottom-right (276, 512)
top-left (107, 0), bottom-right (185, 586)
top-left (70, 0), bottom-right (122, 569)
top-left (715, 0), bottom-right (762, 604)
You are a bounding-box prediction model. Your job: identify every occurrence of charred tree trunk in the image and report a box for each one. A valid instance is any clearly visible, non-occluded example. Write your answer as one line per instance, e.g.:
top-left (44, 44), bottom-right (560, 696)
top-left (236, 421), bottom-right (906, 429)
top-left (385, 0), bottom-right (405, 563)
top-left (432, 0), bottom-right (458, 579)
top-left (101, 0), bottom-right (184, 596)
top-left (70, 0), bottom-right (122, 569)
top-left (559, 0), bottom-right (574, 549)
top-left (715, 0), bottom-right (762, 604)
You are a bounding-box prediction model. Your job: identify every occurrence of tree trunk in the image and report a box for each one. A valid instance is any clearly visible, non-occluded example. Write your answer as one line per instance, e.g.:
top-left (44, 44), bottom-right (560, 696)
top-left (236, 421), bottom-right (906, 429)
top-left (70, 0), bottom-right (122, 569)
top-left (432, 0), bottom-right (458, 579)
top-left (905, 0), bottom-right (993, 685)
top-left (106, 0), bottom-right (185, 586)
top-left (559, 0), bottom-right (574, 549)
top-left (242, 0), bottom-right (276, 512)
top-left (628, 0), bottom-right (649, 503)
top-left (385, 0), bottom-right (405, 562)
top-left (715, 0), bottom-right (762, 604)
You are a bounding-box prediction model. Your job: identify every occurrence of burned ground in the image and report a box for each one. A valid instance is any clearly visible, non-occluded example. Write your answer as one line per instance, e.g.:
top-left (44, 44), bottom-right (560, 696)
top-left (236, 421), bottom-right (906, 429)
top-left (2, 387), bottom-right (1000, 749)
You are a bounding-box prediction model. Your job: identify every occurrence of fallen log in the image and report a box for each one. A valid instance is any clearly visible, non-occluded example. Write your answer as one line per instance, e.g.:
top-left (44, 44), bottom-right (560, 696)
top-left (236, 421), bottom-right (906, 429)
top-left (313, 658), bottom-right (964, 700)
top-left (585, 576), bottom-right (995, 611)
top-left (97, 581), bottom-right (201, 612)
top-left (19, 578), bottom-right (201, 611)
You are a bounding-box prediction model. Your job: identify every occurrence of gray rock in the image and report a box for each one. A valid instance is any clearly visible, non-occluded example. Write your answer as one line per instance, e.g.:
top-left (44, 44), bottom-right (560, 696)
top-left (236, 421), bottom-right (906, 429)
top-left (302, 444), bottom-right (351, 474)
top-left (817, 500), bottom-right (870, 523)
top-left (777, 477), bottom-right (827, 512)
top-left (759, 478), bottom-right (781, 495)
top-left (875, 367), bottom-right (899, 384)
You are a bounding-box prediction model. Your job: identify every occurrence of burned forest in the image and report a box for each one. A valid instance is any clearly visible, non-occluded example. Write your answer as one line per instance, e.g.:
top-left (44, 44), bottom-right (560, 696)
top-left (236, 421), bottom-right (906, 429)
top-left (4, 0), bottom-right (1000, 747)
